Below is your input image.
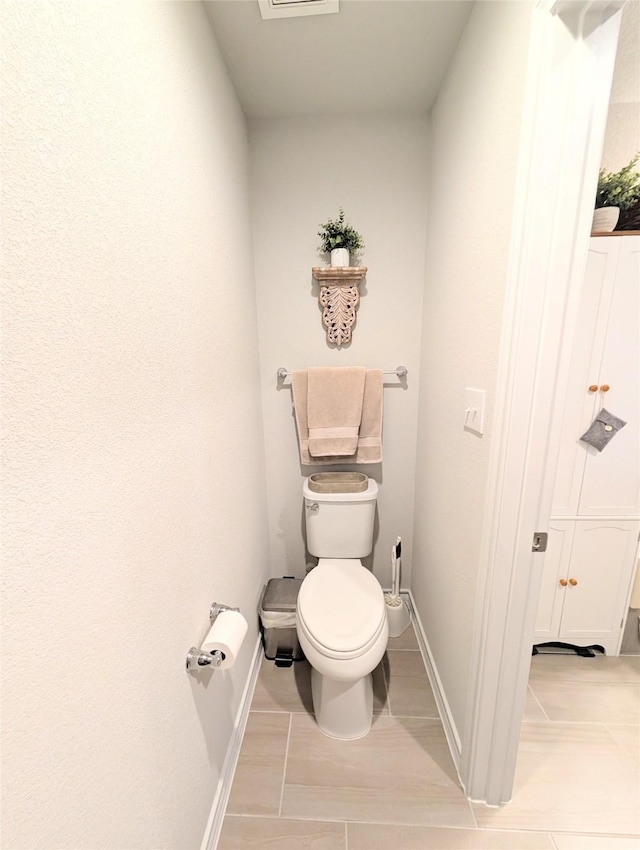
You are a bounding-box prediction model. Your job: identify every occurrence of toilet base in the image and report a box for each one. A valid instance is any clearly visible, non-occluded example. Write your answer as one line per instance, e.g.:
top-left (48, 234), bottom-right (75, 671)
top-left (311, 667), bottom-right (373, 740)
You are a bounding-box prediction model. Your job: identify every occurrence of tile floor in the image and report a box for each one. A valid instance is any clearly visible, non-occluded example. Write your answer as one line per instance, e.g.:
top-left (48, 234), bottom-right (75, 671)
top-left (219, 626), bottom-right (640, 849)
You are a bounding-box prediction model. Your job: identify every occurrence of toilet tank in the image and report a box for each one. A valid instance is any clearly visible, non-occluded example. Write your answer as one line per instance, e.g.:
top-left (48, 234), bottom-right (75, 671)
top-left (303, 477), bottom-right (379, 558)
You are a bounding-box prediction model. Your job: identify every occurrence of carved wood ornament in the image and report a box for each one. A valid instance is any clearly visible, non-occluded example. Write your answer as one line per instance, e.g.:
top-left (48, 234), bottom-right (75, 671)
top-left (312, 267), bottom-right (367, 347)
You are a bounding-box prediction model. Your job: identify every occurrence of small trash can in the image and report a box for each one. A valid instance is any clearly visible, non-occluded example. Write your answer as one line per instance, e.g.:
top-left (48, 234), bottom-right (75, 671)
top-left (259, 577), bottom-right (305, 667)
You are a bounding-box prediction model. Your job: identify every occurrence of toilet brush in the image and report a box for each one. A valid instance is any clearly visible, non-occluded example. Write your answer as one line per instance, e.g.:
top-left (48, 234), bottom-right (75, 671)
top-left (384, 537), bottom-right (411, 637)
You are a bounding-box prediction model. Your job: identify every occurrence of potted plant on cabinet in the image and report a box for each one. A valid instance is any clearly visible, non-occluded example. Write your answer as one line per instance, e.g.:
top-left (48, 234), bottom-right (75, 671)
top-left (318, 208), bottom-right (364, 267)
top-left (592, 153), bottom-right (640, 233)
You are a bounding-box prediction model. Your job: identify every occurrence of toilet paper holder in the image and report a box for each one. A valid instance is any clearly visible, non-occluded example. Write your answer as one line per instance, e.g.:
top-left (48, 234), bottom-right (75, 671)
top-left (186, 602), bottom-right (240, 672)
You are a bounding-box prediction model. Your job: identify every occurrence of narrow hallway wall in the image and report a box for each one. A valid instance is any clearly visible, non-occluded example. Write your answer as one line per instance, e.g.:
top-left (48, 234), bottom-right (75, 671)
top-left (1, 3), bottom-right (269, 848)
top-left (413, 1), bottom-right (535, 736)
top-left (249, 114), bottom-right (428, 587)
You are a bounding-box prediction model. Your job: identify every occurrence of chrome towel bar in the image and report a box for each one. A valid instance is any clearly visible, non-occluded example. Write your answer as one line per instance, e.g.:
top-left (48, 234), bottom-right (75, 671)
top-left (277, 366), bottom-right (407, 380)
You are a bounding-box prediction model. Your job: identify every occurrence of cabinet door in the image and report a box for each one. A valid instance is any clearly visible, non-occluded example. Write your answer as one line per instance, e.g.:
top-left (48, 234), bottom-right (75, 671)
top-left (533, 521), bottom-right (574, 641)
top-left (578, 238), bottom-right (640, 516)
top-left (558, 520), bottom-right (640, 648)
top-left (551, 240), bottom-right (620, 515)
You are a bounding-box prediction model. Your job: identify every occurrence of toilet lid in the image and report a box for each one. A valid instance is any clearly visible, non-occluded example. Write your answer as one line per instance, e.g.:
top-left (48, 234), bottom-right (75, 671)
top-left (297, 561), bottom-right (386, 654)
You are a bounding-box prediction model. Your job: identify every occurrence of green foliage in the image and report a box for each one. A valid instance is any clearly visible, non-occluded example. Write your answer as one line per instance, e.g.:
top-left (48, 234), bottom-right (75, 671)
top-left (596, 153), bottom-right (640, 210)
top-left (317, 208), bottom-right (364, 256)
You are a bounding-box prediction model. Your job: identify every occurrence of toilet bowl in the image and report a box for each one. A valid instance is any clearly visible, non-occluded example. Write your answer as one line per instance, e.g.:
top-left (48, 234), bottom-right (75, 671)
top-left (297, 558), bottom-right (388, 740)
top-left (297, 476), bottom-right (386, 739)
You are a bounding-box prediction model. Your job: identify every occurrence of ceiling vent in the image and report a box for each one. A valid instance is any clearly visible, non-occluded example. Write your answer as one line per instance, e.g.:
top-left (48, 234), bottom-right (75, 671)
top-left (258, 0), bottom-right (339, 20)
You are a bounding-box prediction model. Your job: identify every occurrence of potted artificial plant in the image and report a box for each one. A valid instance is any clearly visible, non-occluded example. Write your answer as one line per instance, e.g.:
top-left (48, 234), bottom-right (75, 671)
top-left (592, 153), bottom-right (640, 233)
top-left (318, 208), bottom-right (364, 267)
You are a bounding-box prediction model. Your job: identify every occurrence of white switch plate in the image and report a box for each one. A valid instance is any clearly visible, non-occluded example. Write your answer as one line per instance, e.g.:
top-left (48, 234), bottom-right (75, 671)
top-left (464, 388), bottom-right (486, 436)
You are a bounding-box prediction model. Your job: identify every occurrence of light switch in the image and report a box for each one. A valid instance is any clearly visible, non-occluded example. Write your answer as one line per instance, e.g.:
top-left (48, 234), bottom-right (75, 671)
top-left (464, 388), bottom-right (486, 436)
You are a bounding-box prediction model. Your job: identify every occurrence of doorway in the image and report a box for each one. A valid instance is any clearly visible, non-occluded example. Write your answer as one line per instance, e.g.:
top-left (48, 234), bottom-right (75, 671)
top-left (461, 0), bottom-right (628, 807)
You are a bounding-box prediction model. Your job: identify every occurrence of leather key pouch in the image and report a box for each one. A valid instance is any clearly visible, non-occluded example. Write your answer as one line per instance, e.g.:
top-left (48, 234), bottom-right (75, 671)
top-left (579, 408), bottom-right (626, 452)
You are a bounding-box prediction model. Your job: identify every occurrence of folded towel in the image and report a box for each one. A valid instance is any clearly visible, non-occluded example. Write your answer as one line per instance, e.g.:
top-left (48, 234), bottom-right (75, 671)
top-left (355, 369), bottom-right (384, 463)
top-left (307, 367), bottom-right (366, 457)
top-left (291, 369), bottom-right (383, 465)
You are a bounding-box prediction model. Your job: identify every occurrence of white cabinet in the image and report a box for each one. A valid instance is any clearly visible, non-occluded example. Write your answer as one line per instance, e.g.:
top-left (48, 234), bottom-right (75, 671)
top-left (551, 237), bottom-right (639, 518)
top-left (534, 236), bottom-right (640, 654)
top-left (534, 519), bottom-right (640, 654)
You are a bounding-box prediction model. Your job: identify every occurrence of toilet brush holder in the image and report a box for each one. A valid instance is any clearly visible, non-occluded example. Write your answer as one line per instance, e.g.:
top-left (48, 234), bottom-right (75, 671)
top-left (384, 594), bottom-right (411, 638)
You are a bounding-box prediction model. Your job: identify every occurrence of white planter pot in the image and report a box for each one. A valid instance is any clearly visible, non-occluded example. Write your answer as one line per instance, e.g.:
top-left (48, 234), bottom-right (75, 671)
top-left (592, 206), bottom-right (620, 233)
top-left (330, 248), bottom-right (350, 267)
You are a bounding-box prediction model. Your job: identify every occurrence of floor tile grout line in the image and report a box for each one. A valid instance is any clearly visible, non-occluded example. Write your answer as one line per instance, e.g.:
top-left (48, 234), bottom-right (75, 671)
top-left (223, 812), bottom-right (640, 837)
top-left (376, 713), bottom-right (442, 721)
top-left (250, 708), bottom-right (297, 714)
top-left (277, 712), bottom-right (293, 818)
top-left (251, 708), bottom-right (316, 715)
top-left (601, 721), bottom-right (638, 755)
top-left (527, 683), bottom-right (552, 722)
top-left (223, 812), bottom-right (640, 841)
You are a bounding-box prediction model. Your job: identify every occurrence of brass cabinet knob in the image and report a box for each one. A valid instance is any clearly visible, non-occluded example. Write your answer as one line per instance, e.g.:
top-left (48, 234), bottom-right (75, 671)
top-left (559, 579), bottom-right (568, 586)
top-left (600, 384), bottom-right (610, 392)
top-left (588, 385), bottom-right (598, 392)
top-left (569, 578), bottom-right (578, 586)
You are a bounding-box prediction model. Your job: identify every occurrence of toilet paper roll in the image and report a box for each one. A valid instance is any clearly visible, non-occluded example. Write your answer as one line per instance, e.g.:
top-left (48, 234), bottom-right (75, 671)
top-left (201, 609), bottom-right (248, 670)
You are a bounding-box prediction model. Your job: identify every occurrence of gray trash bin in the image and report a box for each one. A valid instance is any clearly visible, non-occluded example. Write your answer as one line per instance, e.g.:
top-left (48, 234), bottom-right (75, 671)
top-left (259, 577), bottom-right (305, 667)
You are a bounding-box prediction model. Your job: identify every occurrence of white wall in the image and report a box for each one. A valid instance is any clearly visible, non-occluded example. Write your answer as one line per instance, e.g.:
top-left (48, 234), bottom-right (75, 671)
top-left (249, 115), bottom-right (428, 586)
top-left (1, 3), bottom-right (268, 848)
top-left (601, 0), bottom-right (639, 172)
top-left (412, 1), bottom-right (534, 734)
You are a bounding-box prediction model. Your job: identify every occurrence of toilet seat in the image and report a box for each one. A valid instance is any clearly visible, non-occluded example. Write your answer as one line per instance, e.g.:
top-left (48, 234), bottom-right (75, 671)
top-left (297, 560), bottom-right (386, 659)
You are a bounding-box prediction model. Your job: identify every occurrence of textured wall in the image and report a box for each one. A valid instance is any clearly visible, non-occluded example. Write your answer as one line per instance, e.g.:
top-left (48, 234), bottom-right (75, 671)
top-left (412, 1), bottom-right (534, 734)
top-left (249, 114), bottom-right (428, 587)
top-left (1, 3), bottom-right (269, 848)
top-left (601, 1), bottom-right (640, 172)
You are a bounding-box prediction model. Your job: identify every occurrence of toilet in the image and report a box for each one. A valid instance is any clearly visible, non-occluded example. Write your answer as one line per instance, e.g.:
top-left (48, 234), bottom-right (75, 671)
top-left (296, 476), bottom-right (388, 740)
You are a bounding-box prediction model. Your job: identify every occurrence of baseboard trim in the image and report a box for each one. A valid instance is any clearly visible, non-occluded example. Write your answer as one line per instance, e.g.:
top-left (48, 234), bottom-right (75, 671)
top-left (405, 590), bottom-right (463, 775)
top-left (200, 635), bottom-right (263, 850)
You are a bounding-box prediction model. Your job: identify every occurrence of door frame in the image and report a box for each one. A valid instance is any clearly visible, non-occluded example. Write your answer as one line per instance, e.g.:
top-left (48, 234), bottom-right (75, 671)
top-left (461, 0), bottom-right (624, 805)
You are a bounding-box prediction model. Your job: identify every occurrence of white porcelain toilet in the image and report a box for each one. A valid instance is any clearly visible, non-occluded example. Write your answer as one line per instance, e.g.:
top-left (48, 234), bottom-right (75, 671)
top-left (296, 477), bottom-right (388, 740)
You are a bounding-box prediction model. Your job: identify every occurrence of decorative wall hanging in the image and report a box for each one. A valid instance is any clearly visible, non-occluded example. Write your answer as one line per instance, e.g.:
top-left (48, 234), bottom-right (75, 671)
top-left (312, 266), bottom-right (367, 346)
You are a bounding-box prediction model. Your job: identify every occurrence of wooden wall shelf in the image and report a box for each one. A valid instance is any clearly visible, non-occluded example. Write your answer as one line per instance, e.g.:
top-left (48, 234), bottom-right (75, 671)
top-left (312, 266), bottom-right (367, 282)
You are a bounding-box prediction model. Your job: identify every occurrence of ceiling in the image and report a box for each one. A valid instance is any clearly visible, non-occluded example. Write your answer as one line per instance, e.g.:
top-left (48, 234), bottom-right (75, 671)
top-left (203, 0), bottom-right (474, 120)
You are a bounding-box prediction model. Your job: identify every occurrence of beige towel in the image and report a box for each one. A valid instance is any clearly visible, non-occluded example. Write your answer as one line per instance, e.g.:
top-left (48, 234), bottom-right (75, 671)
top-left (307, 367), bottom-right (365, 457)
top-left (355, 369), bottom-right (384, 463)
top-left (291, 369), bottom-right (383, 465)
